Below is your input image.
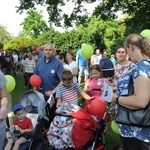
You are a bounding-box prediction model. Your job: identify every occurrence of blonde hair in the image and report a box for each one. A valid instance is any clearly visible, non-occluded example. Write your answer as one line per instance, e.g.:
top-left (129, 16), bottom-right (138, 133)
top-left (124, 34), bottom-right (150, 57)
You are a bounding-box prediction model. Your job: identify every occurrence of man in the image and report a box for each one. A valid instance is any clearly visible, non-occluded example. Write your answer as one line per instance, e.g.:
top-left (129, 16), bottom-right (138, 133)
top-left (23, 54), bottom-right (35, 89)
top-left (76, 42), bottom-right (89, 85)
top-left (34, 43), bottom-right (64, 122)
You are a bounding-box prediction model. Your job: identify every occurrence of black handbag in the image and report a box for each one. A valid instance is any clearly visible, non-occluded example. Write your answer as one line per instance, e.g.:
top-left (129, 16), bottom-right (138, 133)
top-left (115, 76), bottom-right (150, 127)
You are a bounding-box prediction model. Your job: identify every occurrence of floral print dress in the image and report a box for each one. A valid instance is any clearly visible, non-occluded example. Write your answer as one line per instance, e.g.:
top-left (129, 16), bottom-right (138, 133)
top-left (117, 59), bottom-right (150, 143)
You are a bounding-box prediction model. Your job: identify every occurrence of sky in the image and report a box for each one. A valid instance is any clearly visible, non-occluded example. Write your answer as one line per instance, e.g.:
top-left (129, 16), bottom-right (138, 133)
top-left (0, 0), bottom-right (123, 37)
top-left (0, 0), bottom-right (104, 36)
top-left (0, 0), bottom-right (48, 36)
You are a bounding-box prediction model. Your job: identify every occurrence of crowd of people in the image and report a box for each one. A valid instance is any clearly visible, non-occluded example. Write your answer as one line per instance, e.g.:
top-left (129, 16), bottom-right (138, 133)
top-left (0, 32), bottom-right (150, 150)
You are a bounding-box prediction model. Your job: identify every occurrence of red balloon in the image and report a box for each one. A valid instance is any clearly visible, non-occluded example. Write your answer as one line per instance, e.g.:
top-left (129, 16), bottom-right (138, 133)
top-left (89, 99), bottom-right (106, 119)
top-left (31, 46), bottom-right (36, 51)
top-left (19, 45), bottom-right (24, 51)
top-left (29, 75), bottom-right (42, 87)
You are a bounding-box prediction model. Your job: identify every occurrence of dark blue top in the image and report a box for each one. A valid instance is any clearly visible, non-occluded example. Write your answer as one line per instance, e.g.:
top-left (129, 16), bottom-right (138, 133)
top-left (34, 56), bottom-right (64, 91)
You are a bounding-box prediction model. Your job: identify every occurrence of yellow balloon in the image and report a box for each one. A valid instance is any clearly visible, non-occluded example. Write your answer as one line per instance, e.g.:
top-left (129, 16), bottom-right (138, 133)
top-left (5, 75), bottom-right (16, 93)
top-left (111, 120), bottom-right (120, 134)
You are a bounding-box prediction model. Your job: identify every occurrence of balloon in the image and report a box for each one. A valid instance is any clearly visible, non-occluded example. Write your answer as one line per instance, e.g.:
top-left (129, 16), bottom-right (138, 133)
top-left (5, 75), bottom-right (16, 93)
top-left (140, 29), bottom-right (150, 38)
top-left (111, 120), bottom-right (120, 134)
top-left (89, 99), bottom-right (106, 119)
top-left (19, 45), bottom-right (24, 51)
top-left (29, 75), bottom-right (42, 87)
top-left (36, 48), bottom-right (41, 54)
top-left (31, 46), bottom-right (36, 51)
top-left (81, 44), bottom-right (94, 59)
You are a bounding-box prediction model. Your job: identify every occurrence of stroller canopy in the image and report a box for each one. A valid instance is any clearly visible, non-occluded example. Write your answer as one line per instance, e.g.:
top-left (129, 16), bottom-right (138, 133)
top-left (19, 90), bottom-right (47, 118)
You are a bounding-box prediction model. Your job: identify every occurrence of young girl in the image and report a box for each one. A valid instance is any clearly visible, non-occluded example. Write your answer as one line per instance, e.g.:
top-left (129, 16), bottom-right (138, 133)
top-left (83, 64), bottom-right (110, 123)
top-left (83, 64), bottom-right (108, 100)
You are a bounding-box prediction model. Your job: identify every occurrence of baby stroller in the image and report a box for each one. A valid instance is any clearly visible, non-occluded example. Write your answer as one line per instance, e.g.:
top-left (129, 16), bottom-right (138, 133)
top-left (47, 102), bottom-right (110, 150)
top-left (4, 90), bottom-right (50, 150)
top-left (47, 80), bottom-right (113, 150)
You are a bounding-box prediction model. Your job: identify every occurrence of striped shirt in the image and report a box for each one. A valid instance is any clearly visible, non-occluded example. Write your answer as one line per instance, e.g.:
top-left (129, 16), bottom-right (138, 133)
top-left (56, 82), bottom-right (82, 105)
top-left (23, 58), bottom-right (35, 73)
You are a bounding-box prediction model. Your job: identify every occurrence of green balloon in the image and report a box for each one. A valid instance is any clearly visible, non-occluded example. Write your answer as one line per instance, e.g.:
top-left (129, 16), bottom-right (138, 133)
top-left (81, 44), bottom-right (94, 59)
top-left (5, 75), bottom-right (16, 93)
top-left (111, 120), bottom-right (120, 134)
top-left (140, 29), bottom-right (150, 38)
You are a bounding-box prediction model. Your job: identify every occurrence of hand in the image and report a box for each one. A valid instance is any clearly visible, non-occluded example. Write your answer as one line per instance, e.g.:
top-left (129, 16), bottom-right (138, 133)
top-left (45, 91), bottom-right (52, 97)
top-left (20, 129), bottom-right (25, 134)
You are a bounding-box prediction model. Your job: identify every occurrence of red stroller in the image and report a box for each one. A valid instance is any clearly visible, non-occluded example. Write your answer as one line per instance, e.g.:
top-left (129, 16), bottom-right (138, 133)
top-left (47, 101), bottom-right (110, 150)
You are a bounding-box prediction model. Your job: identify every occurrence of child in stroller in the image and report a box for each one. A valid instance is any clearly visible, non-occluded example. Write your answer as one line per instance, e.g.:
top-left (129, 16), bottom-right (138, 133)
top-left (5, 104), bottom-right (33, 150)
top-left (4, 90), bottom-right (50, 150)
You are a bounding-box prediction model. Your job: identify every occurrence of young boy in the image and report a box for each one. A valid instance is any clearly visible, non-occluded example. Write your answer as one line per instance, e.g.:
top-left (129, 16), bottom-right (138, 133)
top-left (5, 104), bottom-right (33, 150)
top-left (56, 70), bottom-right (94, 108)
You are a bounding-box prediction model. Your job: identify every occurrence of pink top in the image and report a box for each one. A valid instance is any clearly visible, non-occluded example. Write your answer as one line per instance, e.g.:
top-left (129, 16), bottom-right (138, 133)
top-left (87, 78), bottom-right (108, 100)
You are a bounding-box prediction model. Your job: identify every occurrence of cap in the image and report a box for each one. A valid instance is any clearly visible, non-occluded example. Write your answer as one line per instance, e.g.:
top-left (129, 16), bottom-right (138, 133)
top-left (100, 79), bottom-right (113, 103)
top-left (12, 104), bottom-right (24, 113)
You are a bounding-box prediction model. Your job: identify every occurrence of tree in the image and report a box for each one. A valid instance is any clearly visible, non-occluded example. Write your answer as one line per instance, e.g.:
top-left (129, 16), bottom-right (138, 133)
top-left (16, 0), bottom-right (150, 32)
top-left (4, 37), bottom-right (37, 51)
top-left (16, 0), bottom-right (102, 27)
top-left (21, 10), bottom-right (49, 38)
top-left (0, 25), bottom-right (12, 45)
top-left (93, 0), bottom-right (150, 33)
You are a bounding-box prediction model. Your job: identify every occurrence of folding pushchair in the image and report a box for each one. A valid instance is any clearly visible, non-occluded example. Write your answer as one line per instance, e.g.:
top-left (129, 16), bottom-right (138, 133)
top-left (4, 90), bottom-right (50, 150)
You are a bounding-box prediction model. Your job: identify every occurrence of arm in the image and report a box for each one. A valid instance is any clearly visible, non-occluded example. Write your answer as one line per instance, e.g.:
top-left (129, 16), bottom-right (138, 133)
top-left (20, 128), bottom-right (33, 134)
top-left (113, 76), bottom-right (150, 109)
top-left (56, 99), bottom-right (62, 108)
top-left (45, 81), bottom-right (63, 97)
top-left (83, 81), bottom-right (93, 93)
top-left (90, 55), bottom-right (94, 65)
top-left (71, 67), bottom-right (78, 76)
top-left (80, 91), bottom-right (94, 100)
top-left (0, 86), bottom-right (8, 121)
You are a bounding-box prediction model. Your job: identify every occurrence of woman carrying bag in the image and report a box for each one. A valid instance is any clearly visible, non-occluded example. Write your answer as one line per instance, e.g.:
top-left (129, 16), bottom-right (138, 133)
top-left (112, 34), bottom-right (150, 150)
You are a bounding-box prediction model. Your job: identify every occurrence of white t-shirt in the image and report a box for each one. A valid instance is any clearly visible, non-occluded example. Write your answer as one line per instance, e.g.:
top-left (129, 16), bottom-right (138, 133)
top-left (68, 61), bottom-right (78, 83)
top-left (91, 54), bottom-right (102, 65)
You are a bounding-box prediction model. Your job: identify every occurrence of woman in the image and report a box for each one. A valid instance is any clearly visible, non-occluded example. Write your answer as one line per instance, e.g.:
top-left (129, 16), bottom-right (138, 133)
top-left (65, 51), bottom-right (78, 83)
top-left (113, 34), bottom-right (150, 150)
top-left (113, 46), bottom-right (135, 90)
top-left (91, 48), bottom-right (102, 65)
top-left (0, 71), bottom-right (9, 150)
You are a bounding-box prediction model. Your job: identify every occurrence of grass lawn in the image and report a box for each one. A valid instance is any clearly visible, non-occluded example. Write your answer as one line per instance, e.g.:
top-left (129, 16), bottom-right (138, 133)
top-left (10, 74), bottom-right (121, 150)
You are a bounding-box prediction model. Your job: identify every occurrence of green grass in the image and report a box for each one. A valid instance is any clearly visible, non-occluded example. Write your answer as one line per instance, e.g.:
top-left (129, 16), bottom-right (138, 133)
top-left (11, 74), bottom-right (121, 150)
top-left (11, 74), bottom-right (28, 106)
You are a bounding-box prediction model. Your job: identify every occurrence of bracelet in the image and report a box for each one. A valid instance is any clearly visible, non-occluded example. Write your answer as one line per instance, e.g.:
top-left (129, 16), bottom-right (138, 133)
top-left (116, 96), bottom-right (119, 104)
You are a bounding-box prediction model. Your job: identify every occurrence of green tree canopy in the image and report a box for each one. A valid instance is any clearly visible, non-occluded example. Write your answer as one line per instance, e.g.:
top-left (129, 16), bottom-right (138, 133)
top-left (21, 10), bottom-right (49, 38)
top-left (4, 37), bottom-right (37, 51)
top-left (0, 25), bottom-right (12, 45)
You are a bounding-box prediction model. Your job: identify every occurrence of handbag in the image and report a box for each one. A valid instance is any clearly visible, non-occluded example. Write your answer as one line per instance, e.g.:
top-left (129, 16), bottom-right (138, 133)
top-left (115, 76), bottom-right (150, 127)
